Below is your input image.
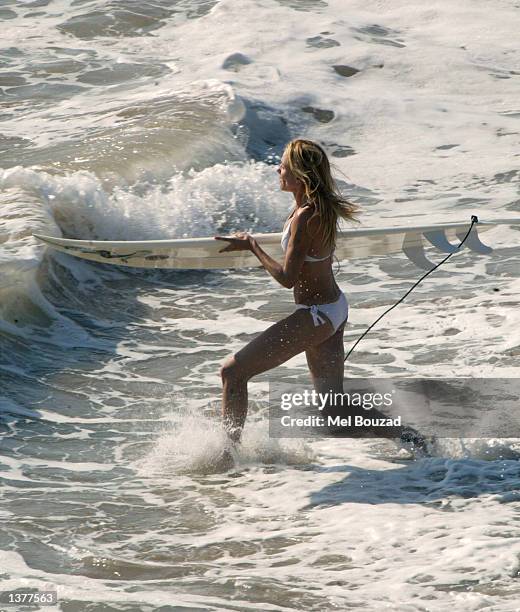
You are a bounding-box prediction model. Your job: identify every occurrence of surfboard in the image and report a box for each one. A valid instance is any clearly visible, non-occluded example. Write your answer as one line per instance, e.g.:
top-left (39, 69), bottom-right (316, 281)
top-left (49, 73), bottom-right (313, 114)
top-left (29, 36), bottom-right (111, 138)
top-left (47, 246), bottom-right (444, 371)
top-left (33, 217), bottom-right (520, 271)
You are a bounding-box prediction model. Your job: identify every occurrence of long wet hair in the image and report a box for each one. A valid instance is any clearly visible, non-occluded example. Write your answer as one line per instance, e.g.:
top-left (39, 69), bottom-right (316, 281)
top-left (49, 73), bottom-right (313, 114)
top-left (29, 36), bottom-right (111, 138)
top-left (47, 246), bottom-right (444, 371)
top-left (284, 139), bottom-right (362, 250)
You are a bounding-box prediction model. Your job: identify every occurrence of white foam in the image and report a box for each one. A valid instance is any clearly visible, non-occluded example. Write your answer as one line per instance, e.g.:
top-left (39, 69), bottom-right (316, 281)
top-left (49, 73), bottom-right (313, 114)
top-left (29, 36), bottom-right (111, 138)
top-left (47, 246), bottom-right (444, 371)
top-left (135, 401), bottom-right (314, 476)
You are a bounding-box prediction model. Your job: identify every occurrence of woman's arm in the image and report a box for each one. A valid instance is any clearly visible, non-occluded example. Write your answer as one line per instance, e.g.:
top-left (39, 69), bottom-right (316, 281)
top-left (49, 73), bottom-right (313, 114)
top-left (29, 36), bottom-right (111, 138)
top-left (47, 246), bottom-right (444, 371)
top-left (248, 238), bottom-right (290, 287)
top-left (215, 208), bottom-right (313, 289)
top-left (250, 209), bottom-right (312, 287)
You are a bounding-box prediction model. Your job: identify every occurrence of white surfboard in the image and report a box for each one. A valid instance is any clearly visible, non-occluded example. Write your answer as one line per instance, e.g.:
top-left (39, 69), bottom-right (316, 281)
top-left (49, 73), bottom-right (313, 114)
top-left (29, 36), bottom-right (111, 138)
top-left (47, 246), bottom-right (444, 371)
top-left (33, 217), bottom-right (520, 271)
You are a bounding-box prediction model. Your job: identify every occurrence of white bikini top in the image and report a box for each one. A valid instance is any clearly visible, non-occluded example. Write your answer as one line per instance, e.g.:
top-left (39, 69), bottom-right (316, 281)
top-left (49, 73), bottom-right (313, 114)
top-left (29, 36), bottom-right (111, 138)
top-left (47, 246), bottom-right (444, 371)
top-left (280, 217), bottom-right (334, 262)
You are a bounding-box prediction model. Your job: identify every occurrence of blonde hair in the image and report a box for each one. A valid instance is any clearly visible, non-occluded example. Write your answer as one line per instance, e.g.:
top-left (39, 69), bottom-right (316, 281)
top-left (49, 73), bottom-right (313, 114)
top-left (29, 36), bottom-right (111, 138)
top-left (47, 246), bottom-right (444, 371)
top-left (284, 139), bottom-right (362, 250)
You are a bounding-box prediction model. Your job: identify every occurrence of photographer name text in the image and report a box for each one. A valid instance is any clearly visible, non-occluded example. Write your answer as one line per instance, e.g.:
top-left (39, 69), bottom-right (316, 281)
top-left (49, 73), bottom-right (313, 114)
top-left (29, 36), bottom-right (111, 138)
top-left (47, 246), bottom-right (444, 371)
top-left (280, 414), bottom-right (402, 428)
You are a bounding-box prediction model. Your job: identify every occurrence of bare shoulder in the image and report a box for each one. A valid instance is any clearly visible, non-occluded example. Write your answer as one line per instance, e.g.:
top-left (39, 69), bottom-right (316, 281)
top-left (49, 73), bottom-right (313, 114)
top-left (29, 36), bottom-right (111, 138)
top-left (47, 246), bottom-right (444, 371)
top-left (293, 205), bottom-right (315, 225)
top-left (289, 206), bottom-right (312, 238)
top-left (294, 205), bottom-right (321, 234)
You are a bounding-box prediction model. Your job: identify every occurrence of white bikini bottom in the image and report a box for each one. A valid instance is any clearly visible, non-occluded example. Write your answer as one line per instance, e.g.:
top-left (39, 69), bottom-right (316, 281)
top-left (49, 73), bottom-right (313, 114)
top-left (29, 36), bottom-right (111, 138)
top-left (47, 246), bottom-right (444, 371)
top-left (294, 291), bottom-right (349, 334)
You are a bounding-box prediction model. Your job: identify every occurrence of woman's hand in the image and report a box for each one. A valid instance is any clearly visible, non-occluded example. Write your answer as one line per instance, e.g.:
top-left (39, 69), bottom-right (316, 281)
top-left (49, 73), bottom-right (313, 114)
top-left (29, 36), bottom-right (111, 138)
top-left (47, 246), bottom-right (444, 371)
top-left (214, 232), bottom-right (253, 253)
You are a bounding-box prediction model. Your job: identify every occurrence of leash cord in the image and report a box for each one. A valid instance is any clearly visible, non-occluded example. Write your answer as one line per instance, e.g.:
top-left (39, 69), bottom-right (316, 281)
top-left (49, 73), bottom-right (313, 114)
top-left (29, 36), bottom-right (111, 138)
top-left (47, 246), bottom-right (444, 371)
top-left (344, 215), bottom-right (479, 363)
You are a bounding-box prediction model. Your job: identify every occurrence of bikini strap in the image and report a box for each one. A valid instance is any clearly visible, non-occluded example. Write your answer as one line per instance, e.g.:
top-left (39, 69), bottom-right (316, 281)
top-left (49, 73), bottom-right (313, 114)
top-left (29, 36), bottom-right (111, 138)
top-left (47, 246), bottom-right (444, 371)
top-left (309, 305), bottom-right (326, 326)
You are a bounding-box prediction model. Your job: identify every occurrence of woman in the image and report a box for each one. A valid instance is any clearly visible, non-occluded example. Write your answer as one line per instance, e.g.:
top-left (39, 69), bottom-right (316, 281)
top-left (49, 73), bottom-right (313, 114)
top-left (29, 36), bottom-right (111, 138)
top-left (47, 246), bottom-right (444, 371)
top-left (214, 139), bottom-right (411, 450)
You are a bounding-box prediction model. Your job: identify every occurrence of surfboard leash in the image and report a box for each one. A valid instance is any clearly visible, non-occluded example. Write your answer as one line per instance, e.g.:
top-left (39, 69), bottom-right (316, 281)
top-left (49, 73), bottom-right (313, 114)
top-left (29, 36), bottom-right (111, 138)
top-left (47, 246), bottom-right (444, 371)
top-left (344, 215), bottom-right (479, 364)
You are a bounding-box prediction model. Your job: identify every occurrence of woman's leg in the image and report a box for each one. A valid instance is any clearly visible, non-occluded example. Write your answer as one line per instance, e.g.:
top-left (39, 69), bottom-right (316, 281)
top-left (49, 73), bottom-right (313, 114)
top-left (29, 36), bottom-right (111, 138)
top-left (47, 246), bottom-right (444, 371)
top-left (305, 318), bottom-right (407, 437)
top-left (220, 309), bottom-right (335, 443)
top-left (305, 317), bottom-right (347, 397)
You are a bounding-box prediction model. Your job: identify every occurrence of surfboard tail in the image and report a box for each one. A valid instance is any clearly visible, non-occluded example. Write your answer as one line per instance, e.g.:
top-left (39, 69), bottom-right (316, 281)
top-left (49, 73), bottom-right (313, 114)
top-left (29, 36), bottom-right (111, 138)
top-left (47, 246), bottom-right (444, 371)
top-left (402, 223), bottom-right (494, 271)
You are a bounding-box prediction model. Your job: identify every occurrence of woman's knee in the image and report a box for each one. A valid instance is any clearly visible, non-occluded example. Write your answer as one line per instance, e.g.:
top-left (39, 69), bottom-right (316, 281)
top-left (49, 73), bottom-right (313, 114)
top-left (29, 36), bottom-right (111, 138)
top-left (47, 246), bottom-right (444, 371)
top-left (220, 355), bottom-right (249, 382)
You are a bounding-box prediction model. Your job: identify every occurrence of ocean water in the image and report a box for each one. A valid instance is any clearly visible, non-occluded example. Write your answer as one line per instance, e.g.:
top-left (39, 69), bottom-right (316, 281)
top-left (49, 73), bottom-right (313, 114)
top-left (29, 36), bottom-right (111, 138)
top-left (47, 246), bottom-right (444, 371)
top-left (1, 0), bottom-right (520, 609)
